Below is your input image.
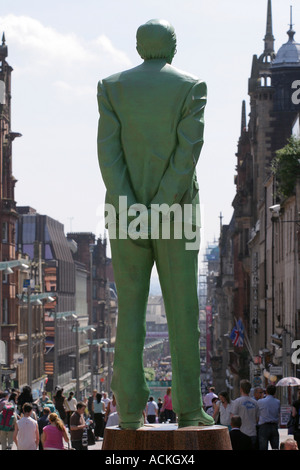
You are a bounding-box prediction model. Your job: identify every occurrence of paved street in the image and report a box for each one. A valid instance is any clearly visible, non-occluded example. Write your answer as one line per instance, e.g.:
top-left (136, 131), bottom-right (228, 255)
top-left (9, 430), bottom-right (103, 451)
top-left (7, 427), bottom-right (289, 451)
top-left (9, 438), bottom-right (103, 451)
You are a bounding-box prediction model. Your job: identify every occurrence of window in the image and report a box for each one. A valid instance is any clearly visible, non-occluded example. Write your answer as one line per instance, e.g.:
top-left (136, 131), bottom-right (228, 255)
top-left (23, 244), bottom-right (34, 259)
top-left (0, 340), bottom-right (7, 366)
top-left (44, 225), bottom-right (51, 243)
top-left (2, 298), bottom-right (8, 324)
top-left (45, 244), bottom-right (53, 259)
top-left (92, 306), bottom-right (97, 323)
top-left (260, 76), bottom-right (272, 87)
top-left (264, 55), bottom-right (272, 63)
top-left (93, 283), bottom-right (97, 299)
top-left (2, 222), bottom-right (8, 243)
top-left (22, 216), bottom-right (36, 243)
top-left (0, 80), bottom-right (5, 105)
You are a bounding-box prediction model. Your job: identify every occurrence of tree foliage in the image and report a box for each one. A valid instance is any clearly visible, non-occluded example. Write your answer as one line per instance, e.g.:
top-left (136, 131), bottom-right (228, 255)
top-left (271, 136), bottom-right (300, 199)
top-left (144, 367), bottom-right (155, 381)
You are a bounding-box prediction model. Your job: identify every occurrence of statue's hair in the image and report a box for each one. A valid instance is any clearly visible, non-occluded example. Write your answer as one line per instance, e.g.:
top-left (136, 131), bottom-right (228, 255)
top-left (136, 19), bottom-right (177, 63)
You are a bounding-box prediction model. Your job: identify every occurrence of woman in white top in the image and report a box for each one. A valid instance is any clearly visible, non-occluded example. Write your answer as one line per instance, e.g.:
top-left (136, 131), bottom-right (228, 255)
top-left (105, 395), bottom-right (117, 424)
top-left (215, 391), bottom-right (234, 428)
top-left (93, 393), bottom-right (105, 439)
top-left (64, 392), bottom-right (77, 428)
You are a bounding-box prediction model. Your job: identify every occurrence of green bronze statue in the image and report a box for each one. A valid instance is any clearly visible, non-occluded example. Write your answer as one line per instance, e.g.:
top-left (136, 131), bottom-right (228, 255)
top-left (97, 19), bottom-right (214, 429)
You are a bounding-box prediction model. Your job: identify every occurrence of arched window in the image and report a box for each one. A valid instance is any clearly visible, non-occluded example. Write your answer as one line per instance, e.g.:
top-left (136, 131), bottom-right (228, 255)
top-left (260, 76), bottom-right (272, 87)
top-left (0, 339), bottom-right (7, 365)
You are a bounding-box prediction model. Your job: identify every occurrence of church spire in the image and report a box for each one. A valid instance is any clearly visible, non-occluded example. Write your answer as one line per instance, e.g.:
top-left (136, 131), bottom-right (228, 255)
top-left (0, 32), bottom-right (8, 60)
top-left (264, 0), bottom-right (275, 54)
top-left (287, 5), bottom-right (296, 42)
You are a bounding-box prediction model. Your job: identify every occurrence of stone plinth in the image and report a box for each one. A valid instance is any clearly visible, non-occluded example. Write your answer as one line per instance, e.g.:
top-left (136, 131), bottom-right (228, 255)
top-left (102, 423), bottom-right (232, 450)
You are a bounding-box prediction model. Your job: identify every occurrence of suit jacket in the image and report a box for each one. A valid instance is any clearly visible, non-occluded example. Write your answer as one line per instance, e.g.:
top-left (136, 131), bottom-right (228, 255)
top-left (97, 59), bottom-right (207, 228)
top-left (229, 429), bottom-right (253, 451)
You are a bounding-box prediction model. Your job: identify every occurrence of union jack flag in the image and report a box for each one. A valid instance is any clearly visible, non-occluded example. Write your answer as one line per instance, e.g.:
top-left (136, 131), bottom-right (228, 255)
top-left (230, 319), bottom-right (244, 347)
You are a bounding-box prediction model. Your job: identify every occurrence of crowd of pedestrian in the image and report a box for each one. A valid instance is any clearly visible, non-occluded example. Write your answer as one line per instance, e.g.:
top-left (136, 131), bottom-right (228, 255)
top-left (1, 381), bottom-right (299, 451)
top-left (0, 385), bottom-right (116, 450)
top-left (203, 380), bottom-right (300, 450)
top-left (142, 387), bottom-right (176, 425)
top-left (145, 358), bottom-right (172, 382)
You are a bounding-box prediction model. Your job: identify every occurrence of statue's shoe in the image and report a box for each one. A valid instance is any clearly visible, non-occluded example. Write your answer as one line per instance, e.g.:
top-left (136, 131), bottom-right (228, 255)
top-left (118, 417), bottom-right (144, 430)
top-left (178, 409), bottom-right (215, 428)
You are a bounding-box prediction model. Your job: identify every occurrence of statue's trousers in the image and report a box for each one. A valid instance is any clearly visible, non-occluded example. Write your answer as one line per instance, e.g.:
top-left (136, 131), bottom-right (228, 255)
top-left (109, 223), bottom-right (203, 428)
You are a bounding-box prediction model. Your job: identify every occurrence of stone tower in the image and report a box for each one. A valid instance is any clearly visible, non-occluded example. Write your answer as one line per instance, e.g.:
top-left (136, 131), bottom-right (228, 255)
top-left (270, 6), bottom-right (300, 154)
top-left (248, 0), bottom-right (276, 217)
top-left (0, 32), bottom-right (21, 380)
top-left (0, 33), bottom-right (20, 260)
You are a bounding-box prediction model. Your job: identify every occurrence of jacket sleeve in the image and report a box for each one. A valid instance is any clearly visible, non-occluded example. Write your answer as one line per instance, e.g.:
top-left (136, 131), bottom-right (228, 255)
top-left (97, 80), bottom-right (137, 213)
top-left (149, 80), bottom-right (207, 208)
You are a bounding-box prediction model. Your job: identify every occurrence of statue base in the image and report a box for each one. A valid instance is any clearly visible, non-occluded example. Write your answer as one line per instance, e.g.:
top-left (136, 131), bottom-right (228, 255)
top-left (102, 423), bottom-right (232, 450)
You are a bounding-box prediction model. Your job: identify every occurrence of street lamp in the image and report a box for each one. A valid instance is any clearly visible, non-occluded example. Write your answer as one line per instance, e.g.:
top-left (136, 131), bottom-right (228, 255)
top-left (71, 322), bottom-right (96, 398)
top-left (17, 286), bottom-right (56, 388)
top-left (3, 267), bottom-right (13, 275)
top-left (48, 310), bottom-right (77, 391)
top-left (0, 259), bottom-right (30, 272)
top-left (89, 244), bottom-right (95, 390)
top-left (85, 338), bottom-right (108, 390)
top-left (104, 282), bottom-right (116, 394)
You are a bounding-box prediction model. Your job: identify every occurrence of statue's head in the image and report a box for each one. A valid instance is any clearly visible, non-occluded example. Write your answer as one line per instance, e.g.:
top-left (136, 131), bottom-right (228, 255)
top-left (136, 19), bottom-right (177, 64)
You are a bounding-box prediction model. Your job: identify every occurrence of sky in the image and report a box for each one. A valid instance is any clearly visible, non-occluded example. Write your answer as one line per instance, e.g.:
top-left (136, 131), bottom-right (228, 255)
top-left (1, 0), bottom-right (300, 276)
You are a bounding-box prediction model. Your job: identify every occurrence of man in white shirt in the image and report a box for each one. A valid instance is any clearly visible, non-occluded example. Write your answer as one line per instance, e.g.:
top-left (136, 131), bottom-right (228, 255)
top-left (13, 403), bottom-right (39, 450)
top-left (231, 380), bottom-right (259, 449)
top-left (203, 387), bottom-right (218, 412)
top-left (102, 392), bottom-right (110, 411)
top-left (146, 397), bottom-right (158, 424)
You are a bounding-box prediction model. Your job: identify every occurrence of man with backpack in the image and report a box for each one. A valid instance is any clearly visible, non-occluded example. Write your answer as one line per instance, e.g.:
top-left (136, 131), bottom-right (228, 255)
top-left (0, 390), bottom-right (9, 411)
top-left (0, 394), bottom-right (18, 450)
